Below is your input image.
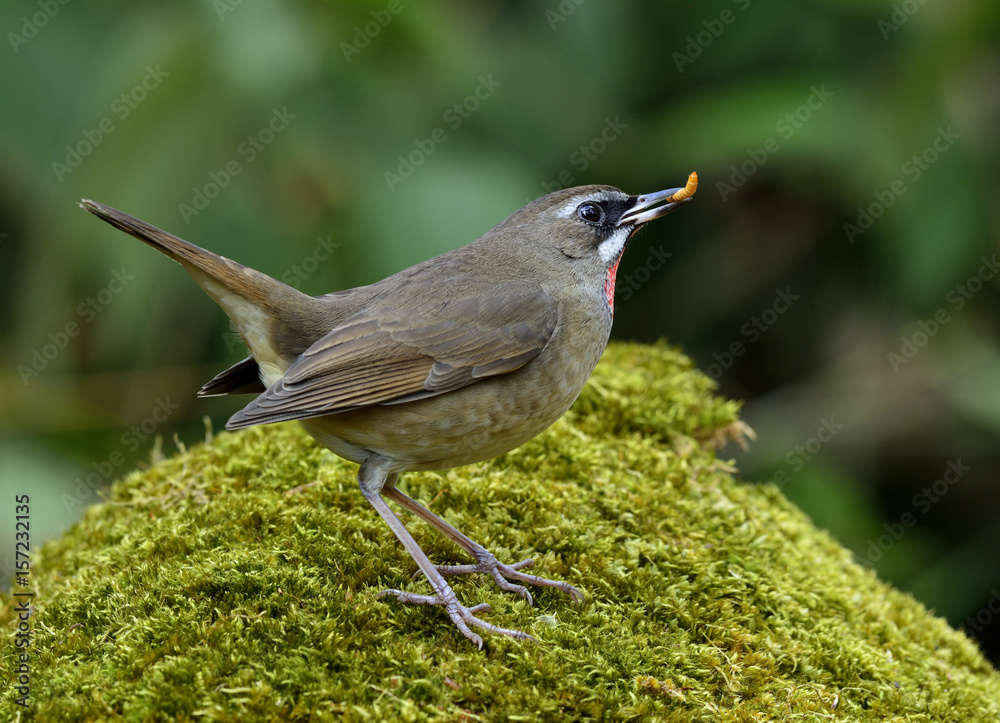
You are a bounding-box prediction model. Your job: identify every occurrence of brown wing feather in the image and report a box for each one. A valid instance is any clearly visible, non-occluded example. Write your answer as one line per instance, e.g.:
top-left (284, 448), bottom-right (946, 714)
top-left (225, 285), bottom-right (556, 429)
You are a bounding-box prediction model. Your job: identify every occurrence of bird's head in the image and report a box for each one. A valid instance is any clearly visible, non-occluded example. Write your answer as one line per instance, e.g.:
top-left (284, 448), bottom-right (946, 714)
top-left (490, 175), bottom-right (697, 313)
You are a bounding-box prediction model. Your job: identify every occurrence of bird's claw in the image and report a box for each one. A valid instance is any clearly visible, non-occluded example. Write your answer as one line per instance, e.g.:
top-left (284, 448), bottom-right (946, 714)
top-left (417, 553), bottom-right (584, 606)
top-left (376, 587), bottom-right (534, 647)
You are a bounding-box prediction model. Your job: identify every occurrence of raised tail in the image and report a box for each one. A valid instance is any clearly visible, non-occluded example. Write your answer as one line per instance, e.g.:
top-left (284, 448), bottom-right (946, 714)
top-left (80, 200), bottom-right (326, 386)
top-left (80, 200), bottom-right (298, 310)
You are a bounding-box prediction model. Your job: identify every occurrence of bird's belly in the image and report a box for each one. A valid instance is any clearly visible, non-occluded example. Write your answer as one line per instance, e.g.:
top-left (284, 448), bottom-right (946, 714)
top-left (300, 316), bottom-right (609, 473)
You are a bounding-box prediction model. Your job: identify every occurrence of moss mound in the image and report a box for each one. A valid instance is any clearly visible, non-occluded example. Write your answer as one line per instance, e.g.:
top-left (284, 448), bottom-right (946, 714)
top-left (3, 342), bottom-right (998, 721)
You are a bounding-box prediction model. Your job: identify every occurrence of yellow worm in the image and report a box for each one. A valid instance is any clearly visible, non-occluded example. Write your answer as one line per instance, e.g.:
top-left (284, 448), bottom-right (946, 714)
top-left (668, 172), bottom-right (698, 203)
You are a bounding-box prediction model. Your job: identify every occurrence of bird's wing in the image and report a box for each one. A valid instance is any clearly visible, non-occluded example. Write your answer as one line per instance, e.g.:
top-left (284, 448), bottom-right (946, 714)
top-left (225, 284), bottom-right (557, 429)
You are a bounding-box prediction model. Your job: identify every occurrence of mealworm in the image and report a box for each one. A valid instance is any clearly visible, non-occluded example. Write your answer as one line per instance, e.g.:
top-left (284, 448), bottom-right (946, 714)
top-left (668, 172), bottom-right (698, 203)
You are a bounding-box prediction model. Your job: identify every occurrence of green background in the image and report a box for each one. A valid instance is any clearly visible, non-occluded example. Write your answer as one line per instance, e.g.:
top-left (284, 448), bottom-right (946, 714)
top-left (1, 0), bottom-right (998, 665)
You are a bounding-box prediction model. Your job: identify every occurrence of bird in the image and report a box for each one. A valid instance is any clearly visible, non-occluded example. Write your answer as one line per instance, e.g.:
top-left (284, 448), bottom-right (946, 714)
top-left (79, 172), bottom-right (697, 647)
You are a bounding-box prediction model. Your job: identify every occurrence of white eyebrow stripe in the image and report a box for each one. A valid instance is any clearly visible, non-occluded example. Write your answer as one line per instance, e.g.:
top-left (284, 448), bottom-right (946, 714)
top-left (555, 202), bottom-right (579, 219)
top-left (554, 190), bottom-right (628, 219)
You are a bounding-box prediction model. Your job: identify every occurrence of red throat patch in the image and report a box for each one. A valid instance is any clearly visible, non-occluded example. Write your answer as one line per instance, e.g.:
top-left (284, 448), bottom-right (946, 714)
top-left (604, 227), bottom-right (639, 315)
top-left (604, 255), bottom-right (622, 315)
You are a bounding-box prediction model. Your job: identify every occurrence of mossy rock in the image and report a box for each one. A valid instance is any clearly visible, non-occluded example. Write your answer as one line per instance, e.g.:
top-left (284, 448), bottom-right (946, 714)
top-left (2, 342), bottom-right (998, 721)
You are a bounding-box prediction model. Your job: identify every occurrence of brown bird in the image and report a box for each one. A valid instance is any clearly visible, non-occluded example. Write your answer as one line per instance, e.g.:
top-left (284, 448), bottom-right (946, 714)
top-left (80, 172), bottom-right (697, 647)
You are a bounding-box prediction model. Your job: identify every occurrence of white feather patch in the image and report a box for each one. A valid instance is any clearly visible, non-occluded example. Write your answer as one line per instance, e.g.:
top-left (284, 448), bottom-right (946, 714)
top-left (597, 226), bottom-right (630, 265)
top-left (194, 273), bottom-right (288, 387)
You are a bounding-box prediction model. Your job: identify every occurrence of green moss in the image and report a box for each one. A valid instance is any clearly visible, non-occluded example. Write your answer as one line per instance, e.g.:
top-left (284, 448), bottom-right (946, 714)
top-left (2, 341), bottom-right (998, 721)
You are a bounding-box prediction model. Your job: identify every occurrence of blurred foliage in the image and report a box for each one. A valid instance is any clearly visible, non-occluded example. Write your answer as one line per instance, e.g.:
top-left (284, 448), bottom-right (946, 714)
top-left (0, 0), bottom-right (998, 664)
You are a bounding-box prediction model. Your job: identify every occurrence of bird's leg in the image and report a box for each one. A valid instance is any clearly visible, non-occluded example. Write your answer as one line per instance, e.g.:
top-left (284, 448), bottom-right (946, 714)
top-left (359, 459), bottom-right (533, 647)
top-left (382, 485), bottom-right (584, 605)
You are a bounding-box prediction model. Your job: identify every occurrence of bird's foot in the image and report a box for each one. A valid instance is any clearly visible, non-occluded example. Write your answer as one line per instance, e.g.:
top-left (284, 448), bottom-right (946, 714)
top-left (426, 551), bottom-right (584, 606)
top-left (375, 587), bottom-right (534, 648)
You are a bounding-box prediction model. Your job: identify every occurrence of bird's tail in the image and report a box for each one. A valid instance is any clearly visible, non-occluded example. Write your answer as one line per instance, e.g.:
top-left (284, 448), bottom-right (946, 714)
top-left (80, 200), bottom-right (322, 381)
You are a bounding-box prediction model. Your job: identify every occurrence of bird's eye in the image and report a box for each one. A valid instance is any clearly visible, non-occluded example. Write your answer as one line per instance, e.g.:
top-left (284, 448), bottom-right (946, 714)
top-left (577, 202), bottom-right (604, 224)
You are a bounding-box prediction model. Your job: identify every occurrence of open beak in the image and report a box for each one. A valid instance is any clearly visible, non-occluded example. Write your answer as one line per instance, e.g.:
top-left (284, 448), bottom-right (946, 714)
top-left (618, 172), bottom-right (698, 227)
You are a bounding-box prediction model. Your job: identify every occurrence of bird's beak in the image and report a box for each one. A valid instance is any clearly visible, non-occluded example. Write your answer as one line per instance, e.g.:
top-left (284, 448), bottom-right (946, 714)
top-left (618, 172), bottom-right (698, 227)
